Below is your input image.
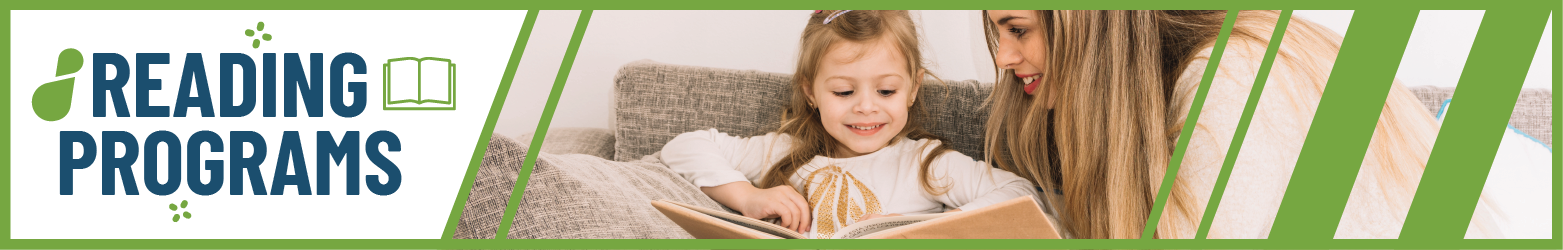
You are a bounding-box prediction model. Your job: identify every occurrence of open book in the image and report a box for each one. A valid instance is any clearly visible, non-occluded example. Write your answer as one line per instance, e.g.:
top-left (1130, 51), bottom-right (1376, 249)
top-left (651, 196), bottom-right (1060, 239)
top-left (383, 57), bottom-right (456, 110)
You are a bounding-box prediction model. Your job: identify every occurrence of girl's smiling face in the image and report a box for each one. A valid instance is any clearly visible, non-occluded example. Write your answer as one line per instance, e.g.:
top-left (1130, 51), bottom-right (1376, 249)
top-left (988, 10), bottom-right (1050, 97)
top-left (807, 37), bottom-right (919, 157)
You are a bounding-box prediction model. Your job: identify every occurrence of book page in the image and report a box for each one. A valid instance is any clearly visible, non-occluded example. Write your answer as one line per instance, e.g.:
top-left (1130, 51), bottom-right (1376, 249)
top-left (831, 213), bottom-right (947, 239)
top-left (419, 60), bottom-right (451, 103)
top-left (655, 200), bottom-right (805, 239)
top-left (386, 60), bottom-right (421, 103)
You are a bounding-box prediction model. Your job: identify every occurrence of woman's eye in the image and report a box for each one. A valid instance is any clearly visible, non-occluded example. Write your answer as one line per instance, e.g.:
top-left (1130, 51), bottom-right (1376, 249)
top-left (1008, 27), bottom-right (1026, 36)
top-left (877, 90), bottom-right (896, 96)
top-left (833, 90), bottom-right (854, 97)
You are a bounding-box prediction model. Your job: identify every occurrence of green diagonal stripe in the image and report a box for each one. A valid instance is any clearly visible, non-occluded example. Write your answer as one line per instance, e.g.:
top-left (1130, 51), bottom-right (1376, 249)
top-left (1398, 9), bottom-right (1550, 240)
top-left (1267, 9), bottom-right (1420, 239)
top-left (1551, 10), bottom-right (1560, 242)
top-left (1142, 9), bottom-right (1240, 239)
top-left (441, 10), bottom-right (540, 239)
top-left (493, 10), bottom-right (594, 239)
top-left (1196, 9), bottom-right (1293, 240)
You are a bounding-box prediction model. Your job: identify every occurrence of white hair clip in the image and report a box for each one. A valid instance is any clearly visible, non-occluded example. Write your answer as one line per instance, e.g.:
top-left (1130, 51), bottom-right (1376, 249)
top-left (824, 10), bottom-right (853, 24)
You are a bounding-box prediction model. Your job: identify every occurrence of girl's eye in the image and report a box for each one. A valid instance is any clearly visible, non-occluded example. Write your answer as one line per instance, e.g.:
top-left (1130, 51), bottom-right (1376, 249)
top-left (877, 90), bottom-right (896, 96)
top-left (1008, 27), bottom-right (1026, 36)
top-left (833, 90), bottom-right (854, 97)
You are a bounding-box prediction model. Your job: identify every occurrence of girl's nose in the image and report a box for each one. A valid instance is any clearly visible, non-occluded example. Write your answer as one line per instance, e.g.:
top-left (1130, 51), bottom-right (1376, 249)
top-left (853, 96), bottom-right (879, 114)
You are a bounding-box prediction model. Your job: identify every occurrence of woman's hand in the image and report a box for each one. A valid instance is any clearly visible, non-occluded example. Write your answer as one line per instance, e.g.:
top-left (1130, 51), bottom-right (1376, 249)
top-left (700, 182), bottom-right (813, 234)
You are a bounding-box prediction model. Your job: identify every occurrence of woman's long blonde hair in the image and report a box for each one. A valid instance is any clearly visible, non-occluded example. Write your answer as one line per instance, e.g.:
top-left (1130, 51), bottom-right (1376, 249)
top-left (983, 9), bottom-right (1451, 239)
top-left (758, 10), bottom-right (954, 196)
top-left (981, 10), bottom-right (1227, 239)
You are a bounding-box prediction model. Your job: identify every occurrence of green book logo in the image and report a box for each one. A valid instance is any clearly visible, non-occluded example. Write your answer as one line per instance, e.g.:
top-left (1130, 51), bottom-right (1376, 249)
top-left (383, 57), bottom-right (457, 110)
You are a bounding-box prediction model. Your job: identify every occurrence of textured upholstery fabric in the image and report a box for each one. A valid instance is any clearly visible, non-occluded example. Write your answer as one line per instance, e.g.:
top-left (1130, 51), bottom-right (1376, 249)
top-left (456, 134), bottom-right (724, 239)
top-left (612, 60), bottom-right (994, 161)
top-left (536, 127), bottom-right (618, 159)
top-left (510, 153), bottom-right (726, 239)
top-left (455, 134), bottom-right (529, 239)
top-left (1409, 86), bottom-right (1551, 146)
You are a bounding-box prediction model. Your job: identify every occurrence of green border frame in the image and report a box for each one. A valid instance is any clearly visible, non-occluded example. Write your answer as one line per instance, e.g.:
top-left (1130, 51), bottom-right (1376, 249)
top-left (2, 0), bottom-right (1560, 249)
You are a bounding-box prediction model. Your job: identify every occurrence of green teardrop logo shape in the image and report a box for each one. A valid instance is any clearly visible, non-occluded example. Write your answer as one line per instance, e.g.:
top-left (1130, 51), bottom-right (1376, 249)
top-left (33, 48), bottom-right (82, 122)
top-left (56, 48), bottom-right (83, 76)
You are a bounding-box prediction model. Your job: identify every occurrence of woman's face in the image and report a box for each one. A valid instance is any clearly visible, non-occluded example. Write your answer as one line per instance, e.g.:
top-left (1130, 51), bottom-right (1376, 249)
top-left (988, 10), bottom-right (1049, 97)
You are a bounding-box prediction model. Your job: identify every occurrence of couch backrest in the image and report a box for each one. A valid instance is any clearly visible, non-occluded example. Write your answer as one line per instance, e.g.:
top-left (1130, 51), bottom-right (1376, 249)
top-left (611, 60), bottom-right (1553, 162)
top-left (1408, 86), bottom-right (1552, 147)
top-left (612, 60), bottom-right (994, 161)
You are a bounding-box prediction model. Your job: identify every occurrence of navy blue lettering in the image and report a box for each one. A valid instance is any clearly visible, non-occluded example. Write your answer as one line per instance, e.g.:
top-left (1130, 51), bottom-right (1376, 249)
top-left (271, 131), bottom-right (312, 195)
top-left (283, 53), bottom-right (324, 117)
top-left (175, 53), bottom-right (215, 117)
top-left (59, 131), bottom-right (97, 195)
top-left (93, 53), bottom-right (131, 117)
top-left (135, 53), bottom-right (171, 117)
top-left (188, 131), bottom-right (225, 195)
top-left (365, 131), bottom-right (401, 195)
top-left (143, 131), bottom-right (182, 195)
top-left (229, 131), bottom-right (269, 195)
top-left (102, 131), bottom-right (140, 195)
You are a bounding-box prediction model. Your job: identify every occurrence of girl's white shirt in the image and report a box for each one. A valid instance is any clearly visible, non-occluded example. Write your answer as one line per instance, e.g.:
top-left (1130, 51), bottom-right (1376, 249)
top-left (660, 128), bottom-right (1037, 238)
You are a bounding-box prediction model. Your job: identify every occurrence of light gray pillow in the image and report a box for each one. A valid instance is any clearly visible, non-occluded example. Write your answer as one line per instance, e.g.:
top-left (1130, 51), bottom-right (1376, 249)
top-left (455, 134), bottom-right (529, 239)
top-left (511, 153), bottom-right (725, 239)
top-left (457, 133), bottom-right (726, 239)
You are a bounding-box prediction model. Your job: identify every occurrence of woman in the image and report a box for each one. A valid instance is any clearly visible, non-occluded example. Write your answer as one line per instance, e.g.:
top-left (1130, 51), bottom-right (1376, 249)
top-left (979, 10), bottom-right (1447, 239)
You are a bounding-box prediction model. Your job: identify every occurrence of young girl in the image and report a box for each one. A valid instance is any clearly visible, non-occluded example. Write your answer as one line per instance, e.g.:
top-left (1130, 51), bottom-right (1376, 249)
top-left (660, 10), bottom-right (1035, 239)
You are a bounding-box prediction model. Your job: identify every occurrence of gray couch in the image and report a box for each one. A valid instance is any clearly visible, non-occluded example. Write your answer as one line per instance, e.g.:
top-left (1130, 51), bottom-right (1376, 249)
top-left (454, 60), bottom-right (1552, 239)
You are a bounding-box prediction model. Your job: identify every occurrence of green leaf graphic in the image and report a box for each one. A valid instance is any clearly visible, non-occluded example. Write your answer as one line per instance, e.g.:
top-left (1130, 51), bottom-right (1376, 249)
top-left (55, 48), bottom-right (82, 77)
top-left (181, 200), bottom-right (188, 208)
top-left (32, 49), bottom-right (81, 122)
top-left (169, 204), bottom-right (177, 211)
top-left (172, 214), bottom-right (181, 222)
top-left (183, 212), bottom-right (191, 219)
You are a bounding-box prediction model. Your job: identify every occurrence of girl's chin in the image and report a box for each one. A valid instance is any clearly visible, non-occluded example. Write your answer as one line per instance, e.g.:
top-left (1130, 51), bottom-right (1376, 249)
top-left (836, 143), bottom-right (888, 157)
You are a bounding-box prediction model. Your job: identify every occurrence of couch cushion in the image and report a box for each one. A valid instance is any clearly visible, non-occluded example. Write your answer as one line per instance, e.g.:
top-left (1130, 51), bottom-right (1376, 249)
top-left (454, 134), bottom-right (529, 239)
top-left (521, 127), bottom-right (617, 160)
top-left (613, 60), bottom-right (994, 161)
top-left (511, 153), bottom-right (726, 239)
top-left (457, 133), bottom-right (727, 239)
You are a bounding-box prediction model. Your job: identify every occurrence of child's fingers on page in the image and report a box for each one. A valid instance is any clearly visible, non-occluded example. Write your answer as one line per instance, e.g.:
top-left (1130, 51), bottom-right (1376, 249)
top-left (775, 200), bottom-right (799, 232)
top-left (787, 197), bottom-right (806, 233)
top-left (788, 191), bottom-right (810, 232)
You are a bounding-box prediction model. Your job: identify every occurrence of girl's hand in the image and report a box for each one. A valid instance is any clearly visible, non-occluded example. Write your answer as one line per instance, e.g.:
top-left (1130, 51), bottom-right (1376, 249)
top-left (700, 183), bottom-right (813, 234)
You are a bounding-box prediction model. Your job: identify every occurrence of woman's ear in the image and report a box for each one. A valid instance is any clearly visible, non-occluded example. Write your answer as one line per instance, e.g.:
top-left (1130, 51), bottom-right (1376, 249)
top-left (907, 70), bottom-right (924, 107)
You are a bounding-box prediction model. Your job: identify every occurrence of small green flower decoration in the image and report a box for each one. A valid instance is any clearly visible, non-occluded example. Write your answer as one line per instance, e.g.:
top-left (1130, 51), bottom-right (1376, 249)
top-left (244, 21), bottom-right (274, 49)
top-left (169, 200), bottom-right (192, 222)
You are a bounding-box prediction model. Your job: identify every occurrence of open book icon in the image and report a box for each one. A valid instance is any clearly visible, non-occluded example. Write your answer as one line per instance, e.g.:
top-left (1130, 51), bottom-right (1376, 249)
top-left (383, 57), bottom-right (456, 110)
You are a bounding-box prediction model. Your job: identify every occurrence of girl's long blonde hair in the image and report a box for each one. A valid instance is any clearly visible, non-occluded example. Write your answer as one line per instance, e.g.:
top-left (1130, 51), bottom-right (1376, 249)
top-left (758, 10), bottom-right (954, 196)
top-left (981, 10), bottom-right (1227, 239)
